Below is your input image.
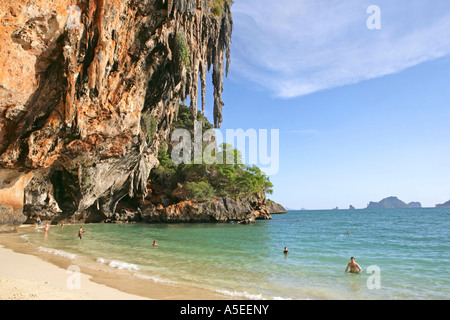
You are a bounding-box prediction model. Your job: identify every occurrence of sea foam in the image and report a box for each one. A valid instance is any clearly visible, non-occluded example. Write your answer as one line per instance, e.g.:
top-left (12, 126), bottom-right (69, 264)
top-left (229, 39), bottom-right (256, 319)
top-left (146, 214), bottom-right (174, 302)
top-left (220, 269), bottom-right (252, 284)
top-left (19, 234), bottom-right (28, 241)
top-left (97, 257), bottom-right (139, 272)
top-left (215, 289), bottom-right (265, 300)
top-left (37, 246), bottom-right (77, 260)
top-left (96, 258), bottom-right (175, 284)
top-left (216, 289), bottom-right (294, 300)
top-left (133, 273), bottom-right (175, 284)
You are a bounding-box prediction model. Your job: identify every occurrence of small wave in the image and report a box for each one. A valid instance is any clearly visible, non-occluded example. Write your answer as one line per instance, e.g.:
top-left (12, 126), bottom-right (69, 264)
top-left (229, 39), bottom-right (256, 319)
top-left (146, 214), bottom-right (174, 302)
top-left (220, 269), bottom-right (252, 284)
top-left (96, 257), bottom-right (106, 264)
top-left (133, 273), bottom-right (175, 284)
top-left (96, 258), bottom-right (174, 284)
top-left (216, 289), bottom-right (265, 300)
top-left (216, 289), bottom-right (294, 300)
top-left (272, 296), bottom-right (293, 300)
top-left (19, 234), bottom-right (29, 240)
top-left (37, 246), bottom-right (76, 260)
top-left (97, 257), bottom-right (139, 272)
top-left (109, 260), bottom-right (139, 271)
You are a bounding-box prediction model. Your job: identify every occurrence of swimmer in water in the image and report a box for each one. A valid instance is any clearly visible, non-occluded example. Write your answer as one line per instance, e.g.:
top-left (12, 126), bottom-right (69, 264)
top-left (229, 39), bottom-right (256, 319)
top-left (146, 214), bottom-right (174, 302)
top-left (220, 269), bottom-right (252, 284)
top-left (78, 226), bottom-right (84, 240)
top-left (345, 257), bottom-right (362, 273)
top-left (283, 247), bottom-right (289, 254)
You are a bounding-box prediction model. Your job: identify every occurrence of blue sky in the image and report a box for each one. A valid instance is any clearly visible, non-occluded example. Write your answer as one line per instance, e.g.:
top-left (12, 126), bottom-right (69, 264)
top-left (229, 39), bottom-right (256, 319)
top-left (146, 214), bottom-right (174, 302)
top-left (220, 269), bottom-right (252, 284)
top-left (202, 0), bottom-right (450, 209)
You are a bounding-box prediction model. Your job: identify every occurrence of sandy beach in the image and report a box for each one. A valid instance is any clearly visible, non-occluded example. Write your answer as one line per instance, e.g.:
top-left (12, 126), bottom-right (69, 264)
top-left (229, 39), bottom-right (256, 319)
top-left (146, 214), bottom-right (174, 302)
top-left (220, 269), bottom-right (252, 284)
top-left (0, 226), bottom-right (230, 300)
top-left (0, 240), bottom-right (148, 300)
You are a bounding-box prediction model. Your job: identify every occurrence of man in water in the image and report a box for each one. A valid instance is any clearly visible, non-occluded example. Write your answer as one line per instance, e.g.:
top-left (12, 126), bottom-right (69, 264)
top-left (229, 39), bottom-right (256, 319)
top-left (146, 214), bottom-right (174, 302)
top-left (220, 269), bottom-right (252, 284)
top-left (345, 257), bottom-right (362, 273)
top-left (283, 247), bottom-right (289, 254)
top-left (78, 226), bottom-right (84, 240)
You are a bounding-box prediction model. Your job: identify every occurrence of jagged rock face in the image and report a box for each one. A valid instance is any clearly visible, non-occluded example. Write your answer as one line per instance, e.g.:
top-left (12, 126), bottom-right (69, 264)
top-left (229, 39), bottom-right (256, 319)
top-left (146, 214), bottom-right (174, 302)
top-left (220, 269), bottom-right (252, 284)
top-left (266, 201), bottom-right (287, 214)
top-left (121, 196), bottom-right (269, 224)
top-left (112, 191), bottom-right (273, 224)
top-left (0, 0), bottom-right (232, 231)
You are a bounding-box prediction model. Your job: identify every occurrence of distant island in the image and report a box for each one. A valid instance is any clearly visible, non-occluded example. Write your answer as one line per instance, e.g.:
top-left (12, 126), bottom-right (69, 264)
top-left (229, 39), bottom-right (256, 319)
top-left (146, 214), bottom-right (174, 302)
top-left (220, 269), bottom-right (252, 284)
top-left (366, 196), bottom-right (422, 209)
top-left (408, 202), bottom-right (422, 208)
top-left (436, 199), bottom-right (450, 208)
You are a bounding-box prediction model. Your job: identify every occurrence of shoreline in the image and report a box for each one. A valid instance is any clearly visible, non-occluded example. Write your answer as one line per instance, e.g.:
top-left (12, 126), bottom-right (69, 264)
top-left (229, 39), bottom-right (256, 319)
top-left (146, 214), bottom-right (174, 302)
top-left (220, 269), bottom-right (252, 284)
top-left (0, 225), bottom-right (232, 300)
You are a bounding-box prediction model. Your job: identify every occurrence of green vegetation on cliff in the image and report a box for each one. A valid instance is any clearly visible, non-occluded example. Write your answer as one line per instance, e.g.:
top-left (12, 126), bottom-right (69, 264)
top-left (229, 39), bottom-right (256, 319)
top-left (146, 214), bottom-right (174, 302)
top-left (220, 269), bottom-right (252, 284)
top-left (150, 104), bottom-right (273, 202)
top-left (175, 33), bottom-right (190, 72)
top-left (209, 0), bottom-right (233, 17)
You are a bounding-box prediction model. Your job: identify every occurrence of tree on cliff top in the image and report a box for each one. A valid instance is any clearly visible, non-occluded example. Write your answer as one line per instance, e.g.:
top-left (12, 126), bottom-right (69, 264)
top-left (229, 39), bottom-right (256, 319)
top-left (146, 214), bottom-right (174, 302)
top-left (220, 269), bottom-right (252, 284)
top-left (150, 104), bottom-right (273, 203)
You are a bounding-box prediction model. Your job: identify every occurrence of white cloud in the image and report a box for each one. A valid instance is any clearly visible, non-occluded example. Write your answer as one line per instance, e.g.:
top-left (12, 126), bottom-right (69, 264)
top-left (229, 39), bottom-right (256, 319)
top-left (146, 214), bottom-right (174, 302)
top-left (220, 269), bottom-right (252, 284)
top-left (230, 0), bottom-right (450, 98)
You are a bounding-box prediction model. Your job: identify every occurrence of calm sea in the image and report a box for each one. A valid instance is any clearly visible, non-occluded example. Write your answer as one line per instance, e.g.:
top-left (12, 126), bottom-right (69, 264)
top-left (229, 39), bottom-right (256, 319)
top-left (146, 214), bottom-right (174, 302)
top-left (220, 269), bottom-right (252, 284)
top-left (20, 208), bottom-right (450, 300)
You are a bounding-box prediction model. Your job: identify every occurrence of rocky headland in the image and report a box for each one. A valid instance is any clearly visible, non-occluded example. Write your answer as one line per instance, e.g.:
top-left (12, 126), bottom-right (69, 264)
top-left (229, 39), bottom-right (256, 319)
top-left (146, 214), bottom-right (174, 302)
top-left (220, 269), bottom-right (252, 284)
top-left (0, 0), bottom-right (285, 232)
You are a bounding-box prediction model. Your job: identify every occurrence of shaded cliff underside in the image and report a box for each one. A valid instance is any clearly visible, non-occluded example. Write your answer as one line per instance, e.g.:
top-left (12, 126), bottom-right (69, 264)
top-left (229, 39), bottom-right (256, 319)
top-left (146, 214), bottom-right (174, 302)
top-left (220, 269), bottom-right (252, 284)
top-left (0, 0), bottom-right (285, 231)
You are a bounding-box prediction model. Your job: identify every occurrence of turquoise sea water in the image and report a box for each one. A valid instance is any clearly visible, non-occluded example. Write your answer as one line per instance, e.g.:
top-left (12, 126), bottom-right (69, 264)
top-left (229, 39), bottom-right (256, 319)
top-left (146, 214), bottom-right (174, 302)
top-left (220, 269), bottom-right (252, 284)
top-left (21, 208), bottom-right (449, 299)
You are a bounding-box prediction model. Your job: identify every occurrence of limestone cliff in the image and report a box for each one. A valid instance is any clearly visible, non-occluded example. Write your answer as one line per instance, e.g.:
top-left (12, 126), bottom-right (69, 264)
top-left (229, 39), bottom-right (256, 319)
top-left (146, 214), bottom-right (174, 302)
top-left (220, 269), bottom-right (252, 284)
top-left (266, 200), bottom-right (287, 214)
top-left (0, 0), bottom-right (232, 231)
top-left (115, 193), bottom-right (272, 224)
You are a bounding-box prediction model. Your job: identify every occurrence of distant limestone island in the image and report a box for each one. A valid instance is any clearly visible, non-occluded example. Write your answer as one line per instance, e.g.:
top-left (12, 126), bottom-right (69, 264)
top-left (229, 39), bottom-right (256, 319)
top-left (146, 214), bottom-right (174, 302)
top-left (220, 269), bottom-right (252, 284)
top-left (366, 196), bottom-right (422, 209)
top-left (435, 199), bottom-right (450, 208)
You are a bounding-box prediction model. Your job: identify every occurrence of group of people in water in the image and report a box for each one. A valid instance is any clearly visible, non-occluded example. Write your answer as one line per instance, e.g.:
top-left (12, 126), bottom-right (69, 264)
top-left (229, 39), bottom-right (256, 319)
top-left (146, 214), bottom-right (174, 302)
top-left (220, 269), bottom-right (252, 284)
top-left (37, 217), bottom-right (361, 273)
top-left (36, 217), bottom-right (50, 233)
top-left (35, 217), bottom-right (160, 247)
top-left (36, 217), bottom-right (83, 239)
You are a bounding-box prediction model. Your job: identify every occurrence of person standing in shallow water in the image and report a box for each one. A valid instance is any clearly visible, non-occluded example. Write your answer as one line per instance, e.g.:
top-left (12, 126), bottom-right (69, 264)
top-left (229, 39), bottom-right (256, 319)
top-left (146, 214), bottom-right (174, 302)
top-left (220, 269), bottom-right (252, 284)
top-left (345, 257), bottom-right (362, 273)
top-left (78, 226), bottom-right (84, 240)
